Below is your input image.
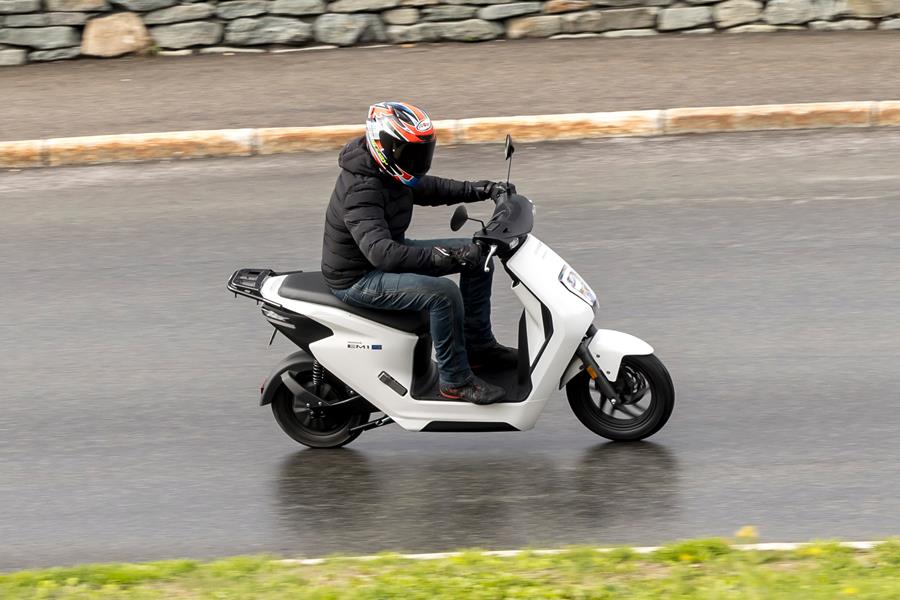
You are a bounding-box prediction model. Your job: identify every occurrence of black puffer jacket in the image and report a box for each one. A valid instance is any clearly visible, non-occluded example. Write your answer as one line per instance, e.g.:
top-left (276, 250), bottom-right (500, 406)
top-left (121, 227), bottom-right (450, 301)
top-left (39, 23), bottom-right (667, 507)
top-left (321, 136), bottom-right (489, 289)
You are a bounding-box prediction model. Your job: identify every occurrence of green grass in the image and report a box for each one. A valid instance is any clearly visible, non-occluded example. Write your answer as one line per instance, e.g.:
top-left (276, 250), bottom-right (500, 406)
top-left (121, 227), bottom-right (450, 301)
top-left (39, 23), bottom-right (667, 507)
top-left (2, 539), bottom-right (899, 599)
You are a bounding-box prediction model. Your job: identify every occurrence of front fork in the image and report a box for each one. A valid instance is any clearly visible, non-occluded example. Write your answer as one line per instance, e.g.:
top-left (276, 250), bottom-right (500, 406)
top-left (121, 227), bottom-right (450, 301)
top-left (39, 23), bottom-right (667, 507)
top-left (573, 325), bottom-right (621, 401)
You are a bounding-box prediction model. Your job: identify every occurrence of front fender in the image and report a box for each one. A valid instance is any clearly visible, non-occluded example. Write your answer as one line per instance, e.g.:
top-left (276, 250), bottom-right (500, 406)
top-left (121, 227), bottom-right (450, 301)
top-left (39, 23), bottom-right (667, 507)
top-left (259, 350), bottom-right (315, 406)
top-left (560, 329), bottom-right (654, 387)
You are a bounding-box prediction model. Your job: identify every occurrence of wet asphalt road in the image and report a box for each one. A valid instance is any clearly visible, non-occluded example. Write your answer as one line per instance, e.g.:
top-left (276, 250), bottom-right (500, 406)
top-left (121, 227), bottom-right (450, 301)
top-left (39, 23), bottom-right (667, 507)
top-left (2, 130), bottom-right (900, 570)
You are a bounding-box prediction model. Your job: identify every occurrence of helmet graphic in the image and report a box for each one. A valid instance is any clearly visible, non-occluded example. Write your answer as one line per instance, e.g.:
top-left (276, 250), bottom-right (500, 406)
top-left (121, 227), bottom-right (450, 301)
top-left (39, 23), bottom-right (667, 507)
top-left (365, 101), bottom-right (436, 187)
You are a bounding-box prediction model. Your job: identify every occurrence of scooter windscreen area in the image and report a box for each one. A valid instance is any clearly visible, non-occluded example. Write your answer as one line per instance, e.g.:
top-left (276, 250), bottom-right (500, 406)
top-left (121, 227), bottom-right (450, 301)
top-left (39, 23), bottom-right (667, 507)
top-left (475, 193), bottom-right (535, 249)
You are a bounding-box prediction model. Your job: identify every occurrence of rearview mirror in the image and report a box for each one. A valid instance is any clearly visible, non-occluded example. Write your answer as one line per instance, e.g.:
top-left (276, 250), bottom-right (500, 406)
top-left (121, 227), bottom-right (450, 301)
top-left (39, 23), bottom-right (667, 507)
top-left (504, 134), bottom-right (515, 160)
top-left (450, 205), bottom-right (469, 232)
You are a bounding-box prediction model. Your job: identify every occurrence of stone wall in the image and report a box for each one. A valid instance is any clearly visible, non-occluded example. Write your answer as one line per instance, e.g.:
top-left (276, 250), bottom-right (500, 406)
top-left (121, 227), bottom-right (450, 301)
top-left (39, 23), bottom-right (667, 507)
top-left (2, 0), bottom-right (899, 67)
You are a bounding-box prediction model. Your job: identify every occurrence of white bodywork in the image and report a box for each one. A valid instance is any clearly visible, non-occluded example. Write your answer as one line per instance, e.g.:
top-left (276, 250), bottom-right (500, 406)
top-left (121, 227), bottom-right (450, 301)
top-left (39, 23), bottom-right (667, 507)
top-left (262, 234), bottom-right (652, 432)
top-left (560, 329), bottom-right (654, 387)
top-left (589, 329), bottom-right (654, 379)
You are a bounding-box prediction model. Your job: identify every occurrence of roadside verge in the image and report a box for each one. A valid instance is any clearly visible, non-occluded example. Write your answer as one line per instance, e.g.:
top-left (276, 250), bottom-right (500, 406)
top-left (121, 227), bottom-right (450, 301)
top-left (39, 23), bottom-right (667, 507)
top-left (3, 101), bottom-right (900, 169)
top-left (2, 539), bottom-right (899, 599)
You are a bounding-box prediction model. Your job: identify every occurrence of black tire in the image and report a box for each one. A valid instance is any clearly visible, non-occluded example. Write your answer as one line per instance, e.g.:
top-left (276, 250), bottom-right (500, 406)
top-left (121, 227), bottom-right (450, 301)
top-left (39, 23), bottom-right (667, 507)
top-left (567, 354), bottom-right (674, 442)
top-left (270, 368), bottom-right (369, 449)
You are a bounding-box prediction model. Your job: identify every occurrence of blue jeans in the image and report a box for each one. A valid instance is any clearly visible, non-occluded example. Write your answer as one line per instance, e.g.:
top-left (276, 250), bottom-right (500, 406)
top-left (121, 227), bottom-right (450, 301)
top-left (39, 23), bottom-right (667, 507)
top-left (331, 238), bottom-right (496, 387)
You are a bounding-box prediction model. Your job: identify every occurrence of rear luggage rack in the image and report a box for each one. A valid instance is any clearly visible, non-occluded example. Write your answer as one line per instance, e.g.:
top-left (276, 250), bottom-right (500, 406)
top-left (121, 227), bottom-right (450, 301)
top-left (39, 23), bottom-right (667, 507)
top-left (227, 268), bottom-right (280, 303)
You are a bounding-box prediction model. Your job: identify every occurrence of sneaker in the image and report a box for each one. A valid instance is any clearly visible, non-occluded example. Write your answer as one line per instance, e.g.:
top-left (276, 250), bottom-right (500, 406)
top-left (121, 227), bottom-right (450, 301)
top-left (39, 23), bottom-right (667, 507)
top-left (467, 342), bottom-right (518, 371)
top-left (440, 376), bottom-right (507, 405)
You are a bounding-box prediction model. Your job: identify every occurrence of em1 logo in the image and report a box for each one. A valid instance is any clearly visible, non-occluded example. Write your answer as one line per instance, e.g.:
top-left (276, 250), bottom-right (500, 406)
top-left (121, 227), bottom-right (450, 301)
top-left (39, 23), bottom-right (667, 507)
top-left (347, 342), bottom-right (382, 350)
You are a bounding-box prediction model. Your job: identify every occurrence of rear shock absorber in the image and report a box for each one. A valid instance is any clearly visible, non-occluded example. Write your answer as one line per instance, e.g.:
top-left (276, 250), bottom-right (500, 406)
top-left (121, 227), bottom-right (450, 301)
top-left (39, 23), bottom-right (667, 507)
top-left (312, 360), bottom-right (324, 394)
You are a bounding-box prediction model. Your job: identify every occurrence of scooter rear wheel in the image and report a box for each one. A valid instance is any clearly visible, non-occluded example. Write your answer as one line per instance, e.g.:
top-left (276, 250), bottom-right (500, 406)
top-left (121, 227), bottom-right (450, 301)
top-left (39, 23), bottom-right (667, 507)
top-left (271, 368), bottom-right (369, 449)
top-left (567, 354), bottom-right (674, 442)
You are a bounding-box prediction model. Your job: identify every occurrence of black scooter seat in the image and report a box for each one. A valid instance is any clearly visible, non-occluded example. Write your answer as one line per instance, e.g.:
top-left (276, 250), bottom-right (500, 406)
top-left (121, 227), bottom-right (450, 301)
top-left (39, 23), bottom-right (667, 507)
top-left (277, 271), bottom-right (429, 335)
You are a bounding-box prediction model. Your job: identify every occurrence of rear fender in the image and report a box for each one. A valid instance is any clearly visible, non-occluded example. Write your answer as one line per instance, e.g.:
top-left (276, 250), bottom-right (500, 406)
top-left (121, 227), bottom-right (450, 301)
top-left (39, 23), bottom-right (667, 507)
top-left (560, 329), bottom-right (654, 387)
top-left (259, 350), bottom-right (315, 406)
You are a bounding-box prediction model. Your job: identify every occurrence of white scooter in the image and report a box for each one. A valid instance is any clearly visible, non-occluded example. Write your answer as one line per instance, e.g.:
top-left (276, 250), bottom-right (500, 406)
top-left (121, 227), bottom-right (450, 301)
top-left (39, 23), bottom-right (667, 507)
top-left (228, 137), bottom-right (674, 448)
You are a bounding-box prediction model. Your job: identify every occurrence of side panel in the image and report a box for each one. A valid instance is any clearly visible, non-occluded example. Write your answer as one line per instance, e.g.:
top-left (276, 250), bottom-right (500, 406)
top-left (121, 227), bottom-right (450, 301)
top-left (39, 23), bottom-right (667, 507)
top-left (263, 275), bottom-right (422, 419)
top-left (261, 272), bottom-right (557, 431)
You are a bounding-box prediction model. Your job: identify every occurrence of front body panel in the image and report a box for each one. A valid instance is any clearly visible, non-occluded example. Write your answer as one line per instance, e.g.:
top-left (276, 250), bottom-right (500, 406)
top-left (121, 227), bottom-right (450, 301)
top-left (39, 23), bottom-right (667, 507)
top-left (505, 236), bottom-right (596, 417)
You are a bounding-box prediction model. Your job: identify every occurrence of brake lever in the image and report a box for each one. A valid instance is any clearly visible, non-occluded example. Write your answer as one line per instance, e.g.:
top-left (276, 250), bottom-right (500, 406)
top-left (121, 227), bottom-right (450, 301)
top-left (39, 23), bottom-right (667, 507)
top-left (483, 245), bottom-right (498, 272)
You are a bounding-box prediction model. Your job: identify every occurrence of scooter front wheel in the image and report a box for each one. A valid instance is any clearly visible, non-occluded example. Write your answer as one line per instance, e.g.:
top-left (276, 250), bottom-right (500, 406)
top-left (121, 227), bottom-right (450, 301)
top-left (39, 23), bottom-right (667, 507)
top-left (271, 368), bottom-right (369, 449)
top-left (567, 354), bottom-right (674, 442)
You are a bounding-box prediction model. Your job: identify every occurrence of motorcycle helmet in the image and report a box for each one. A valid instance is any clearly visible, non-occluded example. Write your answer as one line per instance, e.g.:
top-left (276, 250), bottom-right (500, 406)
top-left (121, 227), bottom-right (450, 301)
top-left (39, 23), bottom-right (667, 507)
top-left (365, 101), bottom-right (436, 187)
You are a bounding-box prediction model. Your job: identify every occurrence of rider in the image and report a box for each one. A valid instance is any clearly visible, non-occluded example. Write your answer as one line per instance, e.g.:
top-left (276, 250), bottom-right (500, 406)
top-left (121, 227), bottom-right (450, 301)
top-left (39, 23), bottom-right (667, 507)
top-left (322, 101), bottom-right (516, 405)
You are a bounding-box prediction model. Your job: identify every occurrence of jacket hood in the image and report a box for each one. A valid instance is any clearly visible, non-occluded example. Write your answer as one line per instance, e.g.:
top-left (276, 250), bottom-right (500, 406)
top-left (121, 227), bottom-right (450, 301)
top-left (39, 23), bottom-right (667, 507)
top-left (338, 136), bottom-right (384, 179)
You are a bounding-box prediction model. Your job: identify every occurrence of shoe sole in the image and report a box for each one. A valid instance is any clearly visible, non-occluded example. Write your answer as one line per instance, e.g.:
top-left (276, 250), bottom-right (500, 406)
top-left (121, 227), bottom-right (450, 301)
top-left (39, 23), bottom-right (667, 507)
top-left (439, 391), bottom-right (506, 404)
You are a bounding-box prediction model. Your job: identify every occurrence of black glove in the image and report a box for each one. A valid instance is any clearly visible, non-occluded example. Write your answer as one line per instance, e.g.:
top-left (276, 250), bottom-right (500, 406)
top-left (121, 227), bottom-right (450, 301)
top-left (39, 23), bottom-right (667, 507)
top-left (431, 246), bottom-right (456, 275)
top-left (450, 243), bottom-right (484, 274)
top-left (430, 244), bottom-right (484, 276)
top-left (472, 180), bottom-right (517, 203)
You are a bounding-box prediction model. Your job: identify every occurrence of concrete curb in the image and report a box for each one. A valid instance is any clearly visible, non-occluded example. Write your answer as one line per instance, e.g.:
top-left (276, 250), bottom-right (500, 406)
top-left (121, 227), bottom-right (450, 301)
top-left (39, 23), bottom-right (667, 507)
top-left (3, 101), bottom-right (900, 169)
top-left (278, 540), bottom-right (886, 566)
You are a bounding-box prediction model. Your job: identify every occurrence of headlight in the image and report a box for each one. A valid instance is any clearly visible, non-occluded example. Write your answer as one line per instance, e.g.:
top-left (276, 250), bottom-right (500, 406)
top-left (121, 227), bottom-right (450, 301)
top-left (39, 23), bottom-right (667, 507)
top-left (559, 265), bottom-right (597, 307)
